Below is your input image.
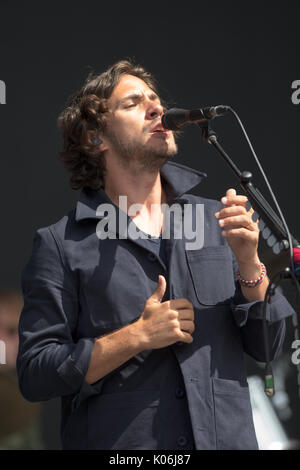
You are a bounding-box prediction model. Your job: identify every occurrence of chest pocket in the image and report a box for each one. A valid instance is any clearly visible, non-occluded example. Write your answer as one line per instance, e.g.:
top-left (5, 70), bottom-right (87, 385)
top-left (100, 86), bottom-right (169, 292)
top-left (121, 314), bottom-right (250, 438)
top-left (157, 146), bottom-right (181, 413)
top-left (186, 245), bottom-right (236, 306)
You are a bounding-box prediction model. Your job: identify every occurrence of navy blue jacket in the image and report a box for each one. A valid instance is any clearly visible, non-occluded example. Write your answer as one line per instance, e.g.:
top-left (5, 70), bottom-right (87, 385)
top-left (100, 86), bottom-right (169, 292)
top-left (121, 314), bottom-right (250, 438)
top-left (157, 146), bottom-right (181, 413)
top-left (17, 161), bottom-right (294, 450)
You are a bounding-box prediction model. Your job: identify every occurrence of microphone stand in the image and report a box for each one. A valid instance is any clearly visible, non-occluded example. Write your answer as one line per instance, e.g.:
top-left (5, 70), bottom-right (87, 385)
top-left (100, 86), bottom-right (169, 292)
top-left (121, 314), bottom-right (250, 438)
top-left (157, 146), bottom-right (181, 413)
top-left (198, 121), bottom-right (300, 397)
top-left (199, 122), bottom-right (300, 253)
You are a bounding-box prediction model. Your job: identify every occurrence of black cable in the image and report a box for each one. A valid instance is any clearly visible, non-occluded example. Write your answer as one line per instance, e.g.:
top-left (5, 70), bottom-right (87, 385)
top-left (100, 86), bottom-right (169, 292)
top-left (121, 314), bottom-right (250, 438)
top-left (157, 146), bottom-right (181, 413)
top-left (227, 106), bottom-right (296, 275)
top-left (262, 268), bottom-right (300, 398)
top-left (285, 268), bottom-right (300, 399)
top-left (224, 107), bottom-right (300, 397)
top-left (262, 270), bottom-right (284, 396)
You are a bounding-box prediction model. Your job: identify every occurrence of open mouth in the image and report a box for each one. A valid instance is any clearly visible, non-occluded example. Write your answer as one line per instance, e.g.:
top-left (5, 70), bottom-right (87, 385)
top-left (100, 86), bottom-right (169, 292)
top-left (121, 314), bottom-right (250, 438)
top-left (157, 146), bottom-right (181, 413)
top-left (149, 129), bottom-right (170, 134)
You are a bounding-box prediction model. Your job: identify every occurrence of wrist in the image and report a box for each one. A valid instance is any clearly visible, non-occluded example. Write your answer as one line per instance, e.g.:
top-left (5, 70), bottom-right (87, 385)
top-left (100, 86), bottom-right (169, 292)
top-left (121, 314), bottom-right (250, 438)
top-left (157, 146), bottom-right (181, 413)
top-left (237, 257), bottom-right (261, 280)
top-left (237, 260), bottom-right (267, 290)
top-left (127, 320), bottom-right (148, 353)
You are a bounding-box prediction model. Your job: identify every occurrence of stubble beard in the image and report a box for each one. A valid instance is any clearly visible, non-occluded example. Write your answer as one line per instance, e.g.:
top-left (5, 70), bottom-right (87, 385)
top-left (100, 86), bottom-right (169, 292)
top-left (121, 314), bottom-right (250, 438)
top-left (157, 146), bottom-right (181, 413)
top-left (105, 130), bottom-right (178, 173)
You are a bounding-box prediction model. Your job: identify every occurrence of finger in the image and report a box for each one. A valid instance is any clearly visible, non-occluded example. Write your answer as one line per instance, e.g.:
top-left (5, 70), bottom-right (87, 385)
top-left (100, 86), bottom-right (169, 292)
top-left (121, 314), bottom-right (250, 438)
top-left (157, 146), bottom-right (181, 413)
top-left (226, 188), bottom-right (237, 198)
top-left (169, 298), bottom-right (193, 310)
top-left (218, 206), bottom-right (256, 220)
top-left (150, 275), bottom-right (166, 303)
top-left (179, 320), bottom-right (195, 334)
top-left (179, 331), bottom-right (194, 343)
top-left (221, 228), bottom-right (259, 239)
top-left (225, 188), bottom-right (237, 207)
top-left (215, 205), bottom-right (247, 219)
top-left (221, 195), bottom-right (248, 207)
top-left (177, 308), bottom-right (194, 321)
top-left (218, 215), bottom-right (258, 231)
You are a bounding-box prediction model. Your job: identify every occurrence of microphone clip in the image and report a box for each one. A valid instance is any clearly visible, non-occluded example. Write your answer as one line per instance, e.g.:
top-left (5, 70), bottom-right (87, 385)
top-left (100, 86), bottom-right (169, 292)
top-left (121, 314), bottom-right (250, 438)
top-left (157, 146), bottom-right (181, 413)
top-left (198, 120), bottom-right (217, 143)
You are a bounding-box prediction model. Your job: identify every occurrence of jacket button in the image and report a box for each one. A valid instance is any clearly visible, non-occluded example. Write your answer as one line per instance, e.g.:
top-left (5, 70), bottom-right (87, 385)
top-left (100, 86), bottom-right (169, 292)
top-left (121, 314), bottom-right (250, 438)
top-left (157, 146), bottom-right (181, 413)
top-left (177, 436), bottom-right (188, 447)
top-left (148, 252), bottom-right (156, 261)
top-left (175, 387), bottom-right (185, 399)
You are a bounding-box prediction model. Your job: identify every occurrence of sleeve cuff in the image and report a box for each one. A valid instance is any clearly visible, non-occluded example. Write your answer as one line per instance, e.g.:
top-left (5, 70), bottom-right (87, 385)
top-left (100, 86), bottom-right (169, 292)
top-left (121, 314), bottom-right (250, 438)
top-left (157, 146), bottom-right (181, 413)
top-left (56, 337), bottom-right (95, 391)
top-left (56, 336), bottom-right (110, 412)
top-left (230, 282), bottom-right (295, 327)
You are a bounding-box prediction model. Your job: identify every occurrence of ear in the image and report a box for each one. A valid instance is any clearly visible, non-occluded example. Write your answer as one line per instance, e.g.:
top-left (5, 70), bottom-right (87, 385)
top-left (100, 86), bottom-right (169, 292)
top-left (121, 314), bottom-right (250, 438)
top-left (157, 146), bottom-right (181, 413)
top-left (93, 136), bottom-right (108, 152)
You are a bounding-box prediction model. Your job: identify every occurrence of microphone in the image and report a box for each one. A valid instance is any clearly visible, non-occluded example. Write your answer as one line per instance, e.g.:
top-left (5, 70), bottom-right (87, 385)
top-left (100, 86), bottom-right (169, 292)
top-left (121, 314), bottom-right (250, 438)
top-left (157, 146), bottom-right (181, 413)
top-left (162, 105), bottom-right (230, 130)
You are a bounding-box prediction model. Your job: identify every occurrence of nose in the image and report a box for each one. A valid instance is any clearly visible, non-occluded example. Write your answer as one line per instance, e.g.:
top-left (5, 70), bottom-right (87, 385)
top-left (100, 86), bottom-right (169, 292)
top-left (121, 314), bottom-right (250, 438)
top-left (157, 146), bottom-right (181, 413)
top-left (145, 99), bottom-right (164, 120)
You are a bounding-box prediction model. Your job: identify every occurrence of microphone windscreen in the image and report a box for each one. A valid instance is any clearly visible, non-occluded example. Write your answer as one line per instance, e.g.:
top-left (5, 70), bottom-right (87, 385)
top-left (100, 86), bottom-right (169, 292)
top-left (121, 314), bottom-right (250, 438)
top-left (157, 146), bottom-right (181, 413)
top-left (161, 108), bottom-right (189, 130)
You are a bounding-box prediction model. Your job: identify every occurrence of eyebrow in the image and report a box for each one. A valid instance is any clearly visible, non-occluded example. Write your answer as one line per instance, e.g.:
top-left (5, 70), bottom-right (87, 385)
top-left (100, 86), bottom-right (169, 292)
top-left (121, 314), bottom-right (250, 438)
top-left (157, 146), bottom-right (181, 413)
top-left (117, 91), bottom-right (160, 107)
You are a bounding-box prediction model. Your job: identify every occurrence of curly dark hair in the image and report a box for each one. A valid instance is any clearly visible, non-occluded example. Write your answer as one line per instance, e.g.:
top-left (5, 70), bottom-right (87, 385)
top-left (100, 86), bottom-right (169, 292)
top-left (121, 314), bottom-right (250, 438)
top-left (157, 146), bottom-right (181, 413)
top-left (57, 59), bottom-right (164, 190)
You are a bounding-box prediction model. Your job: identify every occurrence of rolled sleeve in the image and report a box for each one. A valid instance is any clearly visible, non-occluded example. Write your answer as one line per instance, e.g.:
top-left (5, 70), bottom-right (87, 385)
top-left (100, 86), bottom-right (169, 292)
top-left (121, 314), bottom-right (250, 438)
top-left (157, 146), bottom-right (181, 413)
top-left (230, 282), bottom-right (295, 328)
top-left (230, 282), bottom-right (295, 361)
top-left (70, 374), bottom-right (108, 412)
top-left (230, 253), bottom-right (295, 362)
top-left (17, 227), bottom-right (96, 402)
top-left (56, 337), bottom-right (96, 390)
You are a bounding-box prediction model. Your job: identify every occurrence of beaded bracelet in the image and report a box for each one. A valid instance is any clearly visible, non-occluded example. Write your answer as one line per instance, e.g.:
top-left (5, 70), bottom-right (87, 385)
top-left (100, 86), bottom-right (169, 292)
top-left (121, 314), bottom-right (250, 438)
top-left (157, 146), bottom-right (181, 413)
top-left (237, 263), bottom-right (267, 288)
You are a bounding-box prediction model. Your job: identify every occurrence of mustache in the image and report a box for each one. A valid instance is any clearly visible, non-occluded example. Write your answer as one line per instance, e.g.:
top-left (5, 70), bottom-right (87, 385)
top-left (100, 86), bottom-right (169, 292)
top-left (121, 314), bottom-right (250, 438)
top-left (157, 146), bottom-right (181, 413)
top-left (144, 120), bottom-right (182, 141)
top-left (144, 119), bottom-right (163, 133)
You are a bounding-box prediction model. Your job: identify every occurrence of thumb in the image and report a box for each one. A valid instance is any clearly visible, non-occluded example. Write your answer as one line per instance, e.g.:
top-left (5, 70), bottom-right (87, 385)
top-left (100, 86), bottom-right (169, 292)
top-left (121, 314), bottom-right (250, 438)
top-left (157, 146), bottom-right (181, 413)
top-left (149, 275), bottom-right (166, 303)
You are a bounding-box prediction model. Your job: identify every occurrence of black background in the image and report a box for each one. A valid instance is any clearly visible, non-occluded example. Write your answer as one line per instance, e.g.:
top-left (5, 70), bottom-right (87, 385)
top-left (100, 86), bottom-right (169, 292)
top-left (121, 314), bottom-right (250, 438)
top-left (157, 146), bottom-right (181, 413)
top-left (0, 0), bottom-right (299, 447)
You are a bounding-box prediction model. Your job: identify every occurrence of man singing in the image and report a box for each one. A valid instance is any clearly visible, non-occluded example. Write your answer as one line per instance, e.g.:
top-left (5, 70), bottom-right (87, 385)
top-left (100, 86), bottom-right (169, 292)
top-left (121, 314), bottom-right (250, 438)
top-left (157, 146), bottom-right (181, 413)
top-left (17, 60), bottom-right (294, 450)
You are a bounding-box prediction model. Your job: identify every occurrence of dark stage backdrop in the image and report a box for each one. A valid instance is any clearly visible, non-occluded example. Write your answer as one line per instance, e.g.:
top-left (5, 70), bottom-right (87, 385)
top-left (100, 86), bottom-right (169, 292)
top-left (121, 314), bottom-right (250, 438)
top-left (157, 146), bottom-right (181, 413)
top-left (0, 0), bottom-right (299, 448)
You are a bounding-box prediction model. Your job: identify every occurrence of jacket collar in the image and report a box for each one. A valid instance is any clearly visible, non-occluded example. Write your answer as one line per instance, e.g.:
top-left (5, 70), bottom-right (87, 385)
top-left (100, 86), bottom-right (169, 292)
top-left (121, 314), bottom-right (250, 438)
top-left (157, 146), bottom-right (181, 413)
top-left (75, 160), bottom-right (207, 222)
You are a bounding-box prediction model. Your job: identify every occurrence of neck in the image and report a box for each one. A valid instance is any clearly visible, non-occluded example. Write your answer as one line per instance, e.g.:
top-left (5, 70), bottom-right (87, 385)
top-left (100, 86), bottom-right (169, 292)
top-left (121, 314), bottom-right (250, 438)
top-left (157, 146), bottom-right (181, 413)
top-left (104, 161), bottom-right (167, 211)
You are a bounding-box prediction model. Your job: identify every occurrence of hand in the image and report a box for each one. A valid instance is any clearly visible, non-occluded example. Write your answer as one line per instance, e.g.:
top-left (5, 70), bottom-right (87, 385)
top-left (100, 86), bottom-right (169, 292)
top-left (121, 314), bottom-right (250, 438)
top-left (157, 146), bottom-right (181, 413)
top-left (215, 188), bottom-right (260, 264)
top-left (136, 275), bottom-right (195, 349)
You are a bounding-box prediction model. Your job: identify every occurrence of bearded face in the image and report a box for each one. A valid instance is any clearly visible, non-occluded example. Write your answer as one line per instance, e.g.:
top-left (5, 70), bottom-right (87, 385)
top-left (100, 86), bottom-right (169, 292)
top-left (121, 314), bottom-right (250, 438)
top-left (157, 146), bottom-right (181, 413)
top-left (102, 74), bottom-right (178, 172)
